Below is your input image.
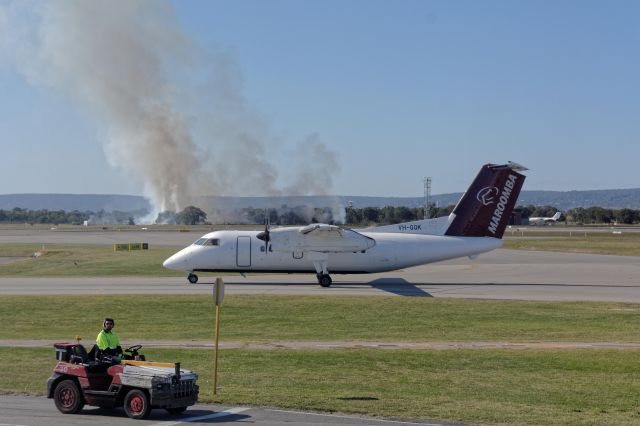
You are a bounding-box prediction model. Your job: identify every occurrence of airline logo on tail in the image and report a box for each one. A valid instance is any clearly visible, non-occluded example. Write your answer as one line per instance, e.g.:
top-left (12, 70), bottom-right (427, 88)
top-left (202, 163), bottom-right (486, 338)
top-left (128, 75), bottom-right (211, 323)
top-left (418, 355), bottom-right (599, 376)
top-left (488, 174), bottom-right (518, 235)
top-left (476, 187), bottom-right (499, 205)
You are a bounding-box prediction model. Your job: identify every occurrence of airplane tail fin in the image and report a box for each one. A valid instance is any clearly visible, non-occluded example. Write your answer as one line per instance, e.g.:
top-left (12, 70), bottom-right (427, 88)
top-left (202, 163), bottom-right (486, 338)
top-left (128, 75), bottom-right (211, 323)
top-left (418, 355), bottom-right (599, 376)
top-left (552, 212), bottom-right (561, 221)
top-left (445, 162), bottom-right (527, 239)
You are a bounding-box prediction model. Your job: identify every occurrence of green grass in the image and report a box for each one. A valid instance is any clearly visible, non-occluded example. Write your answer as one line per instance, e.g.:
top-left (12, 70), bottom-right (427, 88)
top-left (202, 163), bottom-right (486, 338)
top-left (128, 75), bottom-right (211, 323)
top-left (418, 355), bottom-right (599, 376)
top-left (0, 244), bottom-right (184, 276)
top-left (4, 295), bottom-right (640, 425)
top-left (5, 347), bottom-right (640, 425)
top-left (2, 295), bottom-right (639, 342)
top-left (503, 232), bottom-right (640, 256)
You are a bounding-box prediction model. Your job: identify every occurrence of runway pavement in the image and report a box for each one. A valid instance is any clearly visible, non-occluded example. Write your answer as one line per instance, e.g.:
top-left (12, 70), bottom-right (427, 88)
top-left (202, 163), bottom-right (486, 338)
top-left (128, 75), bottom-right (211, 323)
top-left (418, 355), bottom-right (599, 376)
top-left (1, 250), bottom-right (638, 302)
top-left (0, 395), bottom-right (460, 426)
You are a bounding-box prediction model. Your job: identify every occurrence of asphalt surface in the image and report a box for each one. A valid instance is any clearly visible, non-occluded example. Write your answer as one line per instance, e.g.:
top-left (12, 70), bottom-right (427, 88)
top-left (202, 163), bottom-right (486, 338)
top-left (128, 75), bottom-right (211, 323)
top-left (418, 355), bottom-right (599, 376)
top-left (1, 249), bottom-right (639, 302)
top-left (0, 395), bottom-right (460, 426)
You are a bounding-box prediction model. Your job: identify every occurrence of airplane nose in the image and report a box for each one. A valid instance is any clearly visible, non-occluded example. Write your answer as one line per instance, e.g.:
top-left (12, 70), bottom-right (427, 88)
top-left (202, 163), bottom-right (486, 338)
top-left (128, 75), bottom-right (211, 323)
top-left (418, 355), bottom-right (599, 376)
top-left (162, 250), bottom-right (191, 270)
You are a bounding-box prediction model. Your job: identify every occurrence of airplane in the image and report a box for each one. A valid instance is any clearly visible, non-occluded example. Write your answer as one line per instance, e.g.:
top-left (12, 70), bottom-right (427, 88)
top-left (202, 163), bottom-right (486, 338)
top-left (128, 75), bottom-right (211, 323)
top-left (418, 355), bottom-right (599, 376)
top-left (163, 162), bottom-right (527, 287)
top-left (528, 211), bottom-right (561, 225)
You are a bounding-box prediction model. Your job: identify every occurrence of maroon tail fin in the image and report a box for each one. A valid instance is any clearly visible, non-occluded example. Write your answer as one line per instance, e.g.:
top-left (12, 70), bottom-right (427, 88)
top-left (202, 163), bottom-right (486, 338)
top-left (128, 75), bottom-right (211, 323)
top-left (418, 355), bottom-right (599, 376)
top-left (445, 162), bottom-right (527, 239)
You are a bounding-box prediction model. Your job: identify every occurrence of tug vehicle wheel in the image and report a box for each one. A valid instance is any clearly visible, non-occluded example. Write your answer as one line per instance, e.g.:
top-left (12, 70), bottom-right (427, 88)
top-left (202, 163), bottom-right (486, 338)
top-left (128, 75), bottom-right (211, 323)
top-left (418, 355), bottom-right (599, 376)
top-left (124, 389), bottom-right (151, 419)
top-left (53, 379), bottom-right (84, 414)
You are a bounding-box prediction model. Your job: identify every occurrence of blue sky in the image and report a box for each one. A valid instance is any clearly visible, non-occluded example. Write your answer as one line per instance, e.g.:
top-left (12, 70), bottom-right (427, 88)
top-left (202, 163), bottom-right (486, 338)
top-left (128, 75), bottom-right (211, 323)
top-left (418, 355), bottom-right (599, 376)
top-left (1, 0), bottom-right (638, 198)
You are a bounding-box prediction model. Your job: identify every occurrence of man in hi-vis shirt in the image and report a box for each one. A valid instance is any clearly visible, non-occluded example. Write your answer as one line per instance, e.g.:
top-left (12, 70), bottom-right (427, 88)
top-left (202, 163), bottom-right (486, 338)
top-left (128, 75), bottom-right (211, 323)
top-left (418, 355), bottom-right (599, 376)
top-left (96, 317), bottom-right (122, 356)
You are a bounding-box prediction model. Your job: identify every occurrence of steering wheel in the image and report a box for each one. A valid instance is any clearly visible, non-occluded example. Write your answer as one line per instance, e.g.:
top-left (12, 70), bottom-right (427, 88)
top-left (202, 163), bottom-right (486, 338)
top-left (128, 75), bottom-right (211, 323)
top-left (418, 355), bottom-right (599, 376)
top-left (125, 344), bottom-right (142, 353)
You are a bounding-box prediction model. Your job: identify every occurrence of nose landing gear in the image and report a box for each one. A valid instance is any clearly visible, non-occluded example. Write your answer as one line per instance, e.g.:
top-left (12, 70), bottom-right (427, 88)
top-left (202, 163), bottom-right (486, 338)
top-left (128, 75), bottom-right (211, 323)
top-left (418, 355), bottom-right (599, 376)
top-left (187, 273), bottom-right (198, 284)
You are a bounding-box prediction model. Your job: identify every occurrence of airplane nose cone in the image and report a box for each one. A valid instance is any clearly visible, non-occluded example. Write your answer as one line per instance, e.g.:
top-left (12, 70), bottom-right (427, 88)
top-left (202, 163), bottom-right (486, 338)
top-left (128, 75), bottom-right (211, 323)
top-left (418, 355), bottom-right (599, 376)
top-left (163, 251), bottom-right (191, 271)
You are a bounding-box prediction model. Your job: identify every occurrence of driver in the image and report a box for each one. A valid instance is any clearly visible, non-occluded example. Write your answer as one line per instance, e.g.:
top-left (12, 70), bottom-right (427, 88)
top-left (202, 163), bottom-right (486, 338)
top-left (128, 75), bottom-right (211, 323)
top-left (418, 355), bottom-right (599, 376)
top-left (96, 317), bottom-right (123, 358)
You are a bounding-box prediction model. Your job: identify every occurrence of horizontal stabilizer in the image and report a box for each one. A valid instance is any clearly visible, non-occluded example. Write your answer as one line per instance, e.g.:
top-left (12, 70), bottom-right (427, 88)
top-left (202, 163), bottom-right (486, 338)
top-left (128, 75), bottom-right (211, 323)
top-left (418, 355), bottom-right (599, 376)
top-left (361, 216), bottom-right (451, 235)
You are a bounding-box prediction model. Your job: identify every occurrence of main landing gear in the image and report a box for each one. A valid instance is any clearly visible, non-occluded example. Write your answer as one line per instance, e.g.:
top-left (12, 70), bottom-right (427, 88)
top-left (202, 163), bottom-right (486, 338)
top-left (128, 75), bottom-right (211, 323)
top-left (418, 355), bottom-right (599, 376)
top-left (316, 273), bottom-right (332, 287)
top-left (311, 254), bottom-right (332, 288)
top-left (187, 273), bottom-right (198, 284)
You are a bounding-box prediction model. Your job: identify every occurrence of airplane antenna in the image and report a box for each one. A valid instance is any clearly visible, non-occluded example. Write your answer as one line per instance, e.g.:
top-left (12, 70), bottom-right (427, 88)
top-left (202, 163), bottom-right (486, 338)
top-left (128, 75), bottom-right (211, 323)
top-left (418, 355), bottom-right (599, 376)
top-left (424, 177), bottom-right (432, 219)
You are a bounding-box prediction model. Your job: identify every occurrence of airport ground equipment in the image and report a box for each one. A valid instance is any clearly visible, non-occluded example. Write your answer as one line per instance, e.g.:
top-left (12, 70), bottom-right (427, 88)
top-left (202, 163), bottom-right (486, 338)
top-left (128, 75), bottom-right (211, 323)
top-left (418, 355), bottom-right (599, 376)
top-left (47, 342), bottom-right (199, 419)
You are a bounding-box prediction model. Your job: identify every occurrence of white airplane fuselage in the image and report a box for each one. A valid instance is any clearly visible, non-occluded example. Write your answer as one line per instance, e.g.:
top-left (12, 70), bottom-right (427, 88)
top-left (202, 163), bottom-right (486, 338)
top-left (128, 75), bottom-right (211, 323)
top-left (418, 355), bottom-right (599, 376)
top-left (163, 229), bottom-right (503, 274)
top-left (163, 161), bottom-right (527, 286)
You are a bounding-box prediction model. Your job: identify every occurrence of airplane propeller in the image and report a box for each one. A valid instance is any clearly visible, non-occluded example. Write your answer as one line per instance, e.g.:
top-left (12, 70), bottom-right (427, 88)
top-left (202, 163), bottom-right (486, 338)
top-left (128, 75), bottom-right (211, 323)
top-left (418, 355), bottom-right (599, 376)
top-left (256, 209), bottom-right (270, 254)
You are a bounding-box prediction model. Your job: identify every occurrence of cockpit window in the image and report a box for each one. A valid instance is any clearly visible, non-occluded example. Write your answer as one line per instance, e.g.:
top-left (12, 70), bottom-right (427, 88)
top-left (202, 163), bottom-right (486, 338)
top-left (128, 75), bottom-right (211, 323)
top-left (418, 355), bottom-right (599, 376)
top-left (193, 238), bottom-right (220, 246)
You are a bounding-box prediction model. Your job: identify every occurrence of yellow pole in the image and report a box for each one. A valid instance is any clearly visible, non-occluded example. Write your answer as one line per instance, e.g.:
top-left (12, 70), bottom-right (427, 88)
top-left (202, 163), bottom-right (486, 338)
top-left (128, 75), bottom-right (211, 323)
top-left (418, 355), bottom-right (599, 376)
top-left (212, 277), bottom-right (222, 397)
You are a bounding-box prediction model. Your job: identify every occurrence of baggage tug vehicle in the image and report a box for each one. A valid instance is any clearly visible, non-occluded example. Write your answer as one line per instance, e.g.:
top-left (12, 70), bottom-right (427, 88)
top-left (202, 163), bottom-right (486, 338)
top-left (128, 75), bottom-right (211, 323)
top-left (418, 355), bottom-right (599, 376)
top-left (47, 341), bottom-right (199, 419)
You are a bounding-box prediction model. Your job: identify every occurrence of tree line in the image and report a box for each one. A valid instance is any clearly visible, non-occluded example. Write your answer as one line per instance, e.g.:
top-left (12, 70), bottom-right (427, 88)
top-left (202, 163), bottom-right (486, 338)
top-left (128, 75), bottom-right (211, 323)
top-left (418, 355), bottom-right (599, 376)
top-left (0, 204), bottom-right (639, 225)
top-left (0, 208), bottom-right (141, 225)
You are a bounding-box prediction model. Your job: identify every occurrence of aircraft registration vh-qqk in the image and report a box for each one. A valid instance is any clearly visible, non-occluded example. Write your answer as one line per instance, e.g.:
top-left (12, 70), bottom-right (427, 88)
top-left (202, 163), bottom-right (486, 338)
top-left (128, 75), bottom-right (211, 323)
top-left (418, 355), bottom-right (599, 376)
top-left (163, 162), bottom-right (527, 287)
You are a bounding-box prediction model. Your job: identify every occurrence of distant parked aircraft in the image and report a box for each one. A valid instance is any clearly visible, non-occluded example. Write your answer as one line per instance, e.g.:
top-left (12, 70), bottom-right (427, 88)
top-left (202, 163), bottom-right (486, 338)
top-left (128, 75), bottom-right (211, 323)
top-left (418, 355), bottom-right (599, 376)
top-left (163, 162), bottom-right (527, 287)
top-left (528, 211), bottom-right (561, 225)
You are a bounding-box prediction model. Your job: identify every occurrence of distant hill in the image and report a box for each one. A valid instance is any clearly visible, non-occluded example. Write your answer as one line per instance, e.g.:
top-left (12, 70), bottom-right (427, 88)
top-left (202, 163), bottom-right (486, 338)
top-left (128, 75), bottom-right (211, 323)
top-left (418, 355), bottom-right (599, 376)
top-left (2, 189), bottom-right (640, 212)
top-left (0, 194), bottom-right (151, 212)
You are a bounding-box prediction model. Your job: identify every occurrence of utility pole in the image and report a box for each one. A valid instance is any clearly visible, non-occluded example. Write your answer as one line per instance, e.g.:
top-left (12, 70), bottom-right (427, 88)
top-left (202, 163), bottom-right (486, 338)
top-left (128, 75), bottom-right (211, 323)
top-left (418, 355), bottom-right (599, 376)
top-left (424, 177), bottom-right (431, 219)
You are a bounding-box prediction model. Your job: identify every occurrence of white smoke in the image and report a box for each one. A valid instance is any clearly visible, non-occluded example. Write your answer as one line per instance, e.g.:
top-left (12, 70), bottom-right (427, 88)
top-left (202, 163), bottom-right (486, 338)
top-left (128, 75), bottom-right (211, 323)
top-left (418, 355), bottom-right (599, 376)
top-left (1, 0), bottom-right (344, 223)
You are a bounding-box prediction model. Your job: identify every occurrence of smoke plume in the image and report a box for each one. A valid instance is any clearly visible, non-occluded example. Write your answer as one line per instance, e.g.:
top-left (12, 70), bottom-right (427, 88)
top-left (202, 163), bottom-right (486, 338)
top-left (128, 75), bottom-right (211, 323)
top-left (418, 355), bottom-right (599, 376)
top-left (2, 0), bottom-right (342, 222)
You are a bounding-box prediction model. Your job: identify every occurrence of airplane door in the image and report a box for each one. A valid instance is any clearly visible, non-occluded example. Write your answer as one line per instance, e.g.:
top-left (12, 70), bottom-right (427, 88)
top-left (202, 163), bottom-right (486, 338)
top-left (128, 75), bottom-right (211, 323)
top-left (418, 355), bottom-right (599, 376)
top-left (236, 236), bottom-right (251, 267)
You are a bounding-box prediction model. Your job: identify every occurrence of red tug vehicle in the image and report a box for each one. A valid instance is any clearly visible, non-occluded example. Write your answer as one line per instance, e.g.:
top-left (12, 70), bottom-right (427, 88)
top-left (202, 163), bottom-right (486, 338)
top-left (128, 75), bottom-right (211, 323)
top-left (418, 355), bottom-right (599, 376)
top-left (47, 341), bottom-right (199, 419)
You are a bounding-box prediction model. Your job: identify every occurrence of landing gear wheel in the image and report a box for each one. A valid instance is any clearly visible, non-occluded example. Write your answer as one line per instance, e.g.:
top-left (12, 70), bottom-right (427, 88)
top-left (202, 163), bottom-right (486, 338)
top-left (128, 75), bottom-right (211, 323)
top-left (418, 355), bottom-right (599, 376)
top-left (166, 406), bottom-right (188, 415)
top-left (124, 389), bottom-right (151, 419)
top-left (53, 379), bottom-right (84, 414)
top-left (319, 274), bottom-right (332, 287)
top-left (187, 273), bottom-right (198, 284)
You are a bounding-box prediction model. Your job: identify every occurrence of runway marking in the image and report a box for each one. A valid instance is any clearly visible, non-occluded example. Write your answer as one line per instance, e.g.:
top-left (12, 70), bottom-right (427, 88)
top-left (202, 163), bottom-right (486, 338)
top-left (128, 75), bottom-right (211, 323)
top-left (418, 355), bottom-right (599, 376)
top-left (268, 408), bottom-right (444, 425)
top-left (149, 406), bottom-right (250, 425)
top-left (0, 424), bottom-right (30, 426)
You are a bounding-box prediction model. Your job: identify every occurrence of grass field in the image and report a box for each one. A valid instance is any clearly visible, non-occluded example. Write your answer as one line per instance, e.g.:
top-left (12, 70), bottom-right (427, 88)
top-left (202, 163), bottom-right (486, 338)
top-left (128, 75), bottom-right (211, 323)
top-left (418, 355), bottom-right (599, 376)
top-left (502, 232), bottom-right (640, 256)
top-left (1, 295), bottom-right (640, 342)
top-left (0, 243), bottom-right (184, 276)
top-left (3, 295), bottom-right (640, 424)
top-left (4, 346), bottom-right (640, 426)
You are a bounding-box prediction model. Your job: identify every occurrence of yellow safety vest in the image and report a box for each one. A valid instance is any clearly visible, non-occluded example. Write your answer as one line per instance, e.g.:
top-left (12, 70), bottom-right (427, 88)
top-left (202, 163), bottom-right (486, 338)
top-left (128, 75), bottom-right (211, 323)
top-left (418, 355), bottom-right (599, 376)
top-left (96, 330), bottom-right (120, 350)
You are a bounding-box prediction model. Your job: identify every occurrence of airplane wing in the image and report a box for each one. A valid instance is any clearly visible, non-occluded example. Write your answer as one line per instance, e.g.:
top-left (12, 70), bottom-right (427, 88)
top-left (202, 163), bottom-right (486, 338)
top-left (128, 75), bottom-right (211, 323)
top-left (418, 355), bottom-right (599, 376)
top-left (269, 224), bottom-right (375, 253)
top-left (299, 223), bottom-right (343, 236)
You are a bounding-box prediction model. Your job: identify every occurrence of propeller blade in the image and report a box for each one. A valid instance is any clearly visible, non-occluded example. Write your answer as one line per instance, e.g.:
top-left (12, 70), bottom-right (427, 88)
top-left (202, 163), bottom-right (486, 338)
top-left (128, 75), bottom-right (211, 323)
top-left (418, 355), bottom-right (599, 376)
top-left (257, 209), bottom-right (271, 254)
